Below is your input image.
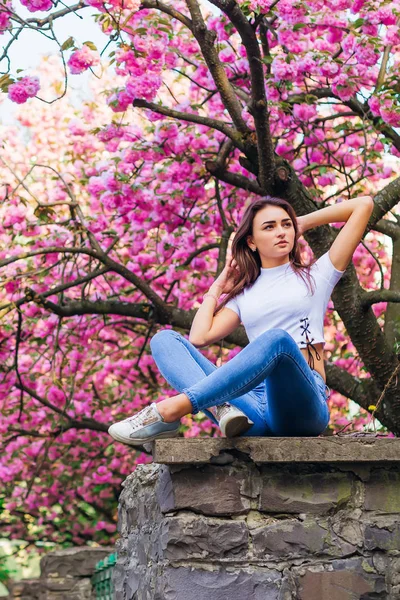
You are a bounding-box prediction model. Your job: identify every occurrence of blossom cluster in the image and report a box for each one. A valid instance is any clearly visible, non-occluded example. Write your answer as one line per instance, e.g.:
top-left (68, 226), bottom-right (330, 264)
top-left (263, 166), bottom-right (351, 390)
top-left (20, 0), bottom-right (53, 11)
top-left (0, 0), bottom-right (12, 34)
top-left (7, 76), bottom-right (40, 104)
top-left (68, 45), bottom-right (101, 74)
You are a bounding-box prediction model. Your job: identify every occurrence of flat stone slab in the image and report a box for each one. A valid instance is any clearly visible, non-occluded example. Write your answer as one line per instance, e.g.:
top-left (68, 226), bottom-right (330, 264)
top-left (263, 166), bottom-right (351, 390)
top-left (152, 436), bottom-right (400, 465)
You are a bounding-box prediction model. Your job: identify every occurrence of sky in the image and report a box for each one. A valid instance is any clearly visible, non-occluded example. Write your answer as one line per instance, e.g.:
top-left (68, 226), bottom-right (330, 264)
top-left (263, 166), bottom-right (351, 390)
top-left (0, 4), bottom-right (112, 123)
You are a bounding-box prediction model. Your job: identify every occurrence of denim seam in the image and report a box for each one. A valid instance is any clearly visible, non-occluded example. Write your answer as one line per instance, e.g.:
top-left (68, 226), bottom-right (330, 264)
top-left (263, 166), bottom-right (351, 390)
top-left (183, 387), bottom-right (199, 414)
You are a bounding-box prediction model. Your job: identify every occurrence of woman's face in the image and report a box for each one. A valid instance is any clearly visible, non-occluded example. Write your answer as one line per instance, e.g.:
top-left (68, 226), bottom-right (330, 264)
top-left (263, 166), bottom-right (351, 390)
top-left (246, 205), bottom-right (296, 263)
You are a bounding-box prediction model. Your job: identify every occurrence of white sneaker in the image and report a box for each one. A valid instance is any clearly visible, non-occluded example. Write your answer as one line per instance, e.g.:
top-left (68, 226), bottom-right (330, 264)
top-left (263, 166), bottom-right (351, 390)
top-left (214, 403), bottom-right (254, 437)
top-left (108, 403), bottom-right (180, 446)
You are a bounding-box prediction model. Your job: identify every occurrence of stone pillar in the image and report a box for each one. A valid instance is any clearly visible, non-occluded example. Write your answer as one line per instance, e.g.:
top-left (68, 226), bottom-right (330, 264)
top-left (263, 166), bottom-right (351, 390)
top-left (7, 546), bottom-right (113, 600)
top-left (114, 437), bottom-right (400, 600)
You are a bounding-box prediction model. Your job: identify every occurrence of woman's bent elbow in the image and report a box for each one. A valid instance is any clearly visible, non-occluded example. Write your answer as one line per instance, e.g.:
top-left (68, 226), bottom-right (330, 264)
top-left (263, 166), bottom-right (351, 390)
top-left (189, 336), bottom-right (205, 347)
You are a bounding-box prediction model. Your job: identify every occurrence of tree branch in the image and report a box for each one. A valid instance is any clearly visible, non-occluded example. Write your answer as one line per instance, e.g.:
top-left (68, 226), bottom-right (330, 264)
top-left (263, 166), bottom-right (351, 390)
top-left (209, 0), bottom-right (275, 191)
top-left (361, 290), bottom-right (400, 308)
top-left (11, 1), bottom-right (87, 28)
top-left (141, 0), bottom-right (193, 30)
top-left (287, 88), bottom-right (400, 152)
top-left (185, 0), bottom-right (250, 136)
top-left (368, 176), bottom-right (400, 230)
top-left (205, 160), bottom-right (263, 194)
top-left (132, 98), bottom-right (246, 151)
top-left (0, 246), bottom-right (167, 315)
top-left (324, 361), bottom-right (385, 422)
top-left (372, 218), bottom-right (400, 240)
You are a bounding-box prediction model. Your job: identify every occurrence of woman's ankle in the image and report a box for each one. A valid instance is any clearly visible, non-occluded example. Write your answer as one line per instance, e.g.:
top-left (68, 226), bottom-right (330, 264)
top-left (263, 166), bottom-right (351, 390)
top-left (156, 394), bottom-right (192, 422)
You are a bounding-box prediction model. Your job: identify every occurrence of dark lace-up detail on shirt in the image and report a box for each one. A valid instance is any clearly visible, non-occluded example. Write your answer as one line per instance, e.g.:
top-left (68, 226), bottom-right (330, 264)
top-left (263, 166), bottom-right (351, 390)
top-left (299, 317), bottom-right (321, 370)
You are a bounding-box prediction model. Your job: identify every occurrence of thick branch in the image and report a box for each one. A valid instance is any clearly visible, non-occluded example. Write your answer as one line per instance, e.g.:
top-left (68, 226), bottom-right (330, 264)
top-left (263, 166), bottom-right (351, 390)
top-left (287, 88), bottom-right (400, 152)
top-left (132, 99), bottom-right (246, 151)
top-left (20, 297), bottom-right (248, 346)
top-left (324, 362), bottom-right (385, 423)
top-left (372, 218), bottom-right (400, 240)
top-left (210, 0), bottom-right (275, 191)
top-left (384, 235), bottom-right (400, 346)
top-left (185, 0), bottom-right (250, 135)
top-left (141, 0), bottom-right (193, 30)
top-left (0, 246), bottom-right (167, 315)
top-left (368, 176), bottom-right (400, 229)
top-left (361, 290), bottom-right (400, 308)
top-left (205, 160), bottom-right (263, 194)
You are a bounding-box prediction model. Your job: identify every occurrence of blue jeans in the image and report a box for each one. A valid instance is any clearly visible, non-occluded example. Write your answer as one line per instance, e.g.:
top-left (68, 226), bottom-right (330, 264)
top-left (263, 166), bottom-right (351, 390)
top-left (149, 328), bottom-right (330, 437)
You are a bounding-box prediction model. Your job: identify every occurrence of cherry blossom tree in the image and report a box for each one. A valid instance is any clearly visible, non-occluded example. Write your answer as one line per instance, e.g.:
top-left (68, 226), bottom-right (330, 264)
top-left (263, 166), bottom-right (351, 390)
top-left (1, 0), bottom-right (400, 545)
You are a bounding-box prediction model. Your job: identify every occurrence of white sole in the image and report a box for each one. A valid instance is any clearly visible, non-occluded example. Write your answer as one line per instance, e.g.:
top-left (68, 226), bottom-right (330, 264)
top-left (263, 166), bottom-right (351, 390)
top-left (109, 428), bottom-right (180, 445)
top-left (223, 415), bottom-right (253, 438)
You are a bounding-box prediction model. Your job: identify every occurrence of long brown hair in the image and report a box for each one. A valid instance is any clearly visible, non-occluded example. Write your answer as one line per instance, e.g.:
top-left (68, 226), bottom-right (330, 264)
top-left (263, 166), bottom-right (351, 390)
top-left (214, 196), bottom-right (316, 316)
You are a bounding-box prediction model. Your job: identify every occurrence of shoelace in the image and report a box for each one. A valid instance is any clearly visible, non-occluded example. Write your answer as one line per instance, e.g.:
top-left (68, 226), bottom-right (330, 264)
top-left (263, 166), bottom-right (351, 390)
top-left (126, 405), bottom-right (157, 428)
top-left (215, 403), bottom-right (232, 420)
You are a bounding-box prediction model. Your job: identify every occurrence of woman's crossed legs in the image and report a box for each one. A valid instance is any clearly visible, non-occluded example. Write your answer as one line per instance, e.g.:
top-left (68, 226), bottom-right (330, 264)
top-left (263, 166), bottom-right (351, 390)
top-left (150, 328), bottom-right (329, 437)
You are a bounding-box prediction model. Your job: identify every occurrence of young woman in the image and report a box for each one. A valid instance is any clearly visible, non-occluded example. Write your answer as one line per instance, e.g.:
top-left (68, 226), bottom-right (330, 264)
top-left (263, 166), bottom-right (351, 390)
top-left (108, 194), bottom-right (374, 445)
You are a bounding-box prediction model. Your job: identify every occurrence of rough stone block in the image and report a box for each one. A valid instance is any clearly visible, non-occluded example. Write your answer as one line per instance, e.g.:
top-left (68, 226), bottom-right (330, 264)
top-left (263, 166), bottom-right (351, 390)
top-left (158, 566), bottom-right (282, 600)
top-left (252, 519), bottom-right (327, 558)
top-left (8, 580), bottom-right (44, 600)
top-left (118, 463), bottom-right (163, 533)
top-left (297, 559), bottom-right (387, 600)
top-left (364, 469), bottom-right (400, 513)
top-left (156, 464), bottom-right (251, 515)
top-left (365, 522), bottom-right (400, 551)
top-left (39, 578), bottom-right (94, 599)
top-left (153, 437), bottom-right (400, 464)
top-left (259, 471), bottom-right (354, 514)
top-left (40, 547), bottom-right (113, 579)
top-left (161, 514), bottom-right (249, 559)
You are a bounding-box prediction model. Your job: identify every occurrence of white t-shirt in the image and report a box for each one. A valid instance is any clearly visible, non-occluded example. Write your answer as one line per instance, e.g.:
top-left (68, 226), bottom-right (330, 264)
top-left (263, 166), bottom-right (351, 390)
top-left (224, 251), bottom-right (345, 352)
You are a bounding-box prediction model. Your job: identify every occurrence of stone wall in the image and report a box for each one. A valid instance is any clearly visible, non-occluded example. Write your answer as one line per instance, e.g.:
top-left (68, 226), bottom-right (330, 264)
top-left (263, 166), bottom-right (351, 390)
top-left (6, 547), bottom-right (113, 600)
top-left (114, 437), bottom-right (400, 600)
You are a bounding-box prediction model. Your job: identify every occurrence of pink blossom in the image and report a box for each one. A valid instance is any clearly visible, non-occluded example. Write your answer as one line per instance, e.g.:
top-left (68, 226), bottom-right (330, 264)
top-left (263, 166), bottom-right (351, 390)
top-left (384, 26), bottom-right (400, 45)
top-left (271, 56), bottom-right (298, 81)
top-left (68, 45), bottom-right (100, 74)
top-left (125, 72), bottom-right (162, 101)
top-left (20, 0), bottom-right (52, 11)
top-left (350, 0), bottom-right (366, 12)
top-left (248, 0), bottom-right (274, 12)
top-left (319, 60), bottom-right (340, 77)
top-left (8, 76), bottom-right (40, 104)
top-left (5, 281), bottom-right (18, 294)
top-left (107, 90), bottom-right (132, 112)
top-left (355, 43), bottom-right (379, 67)
top-left (47, 385), bottom-right (66, 406)
top-left (326, 27), bottom-right (344, 44)
top-left (368, 96), bottom-right (381, 117)
top-left (0, 1), bottom-right (12, 33)
top-left (331, 74), bottom-right (356, 101)
top-left (318, 172), bottom-right (336, 186)
top-left (292, 103), bottom-right (317, 121)
top-left (380, 107), bottom-right (400, 127)
top-left (219, 48), bottom-right (236, 63)
top-left (370, 7), bottom-right (397, 26)
top-left (276, 0), bottom-right (308, 24)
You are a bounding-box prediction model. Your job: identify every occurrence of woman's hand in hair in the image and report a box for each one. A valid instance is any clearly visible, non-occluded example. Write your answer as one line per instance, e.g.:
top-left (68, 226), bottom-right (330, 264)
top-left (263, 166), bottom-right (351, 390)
top-left (212, 257), bottom-right (239, 295)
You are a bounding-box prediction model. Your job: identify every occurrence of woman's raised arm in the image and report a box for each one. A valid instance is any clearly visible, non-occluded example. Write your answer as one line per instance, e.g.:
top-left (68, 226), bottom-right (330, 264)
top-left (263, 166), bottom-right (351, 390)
top-left (297, 195), bottom-right (374, 272)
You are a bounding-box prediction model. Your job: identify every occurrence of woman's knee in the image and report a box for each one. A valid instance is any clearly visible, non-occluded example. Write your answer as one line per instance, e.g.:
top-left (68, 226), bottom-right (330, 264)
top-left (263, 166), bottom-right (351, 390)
top-left (150, 329), bottom-right (183, 352)
top-left (258, 328), bottom-right (294, 347)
